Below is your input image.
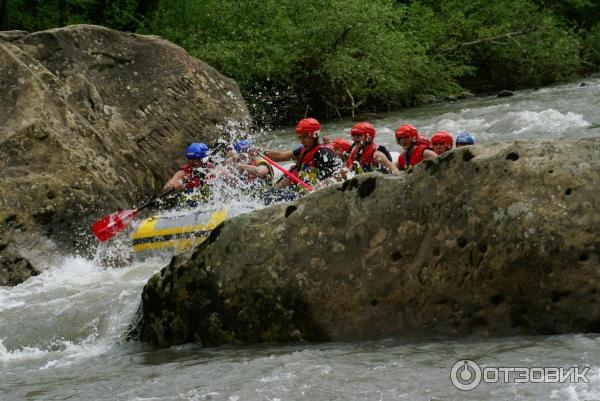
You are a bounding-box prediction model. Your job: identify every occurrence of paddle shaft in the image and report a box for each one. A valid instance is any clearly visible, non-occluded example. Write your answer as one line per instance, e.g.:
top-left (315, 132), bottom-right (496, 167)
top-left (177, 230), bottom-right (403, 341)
top-left (137, 167), bottom-right (206, 210)
top-left (92, 169), bottom-right (203, 241)
top-left (259, 152), bottom-right (313, 191)
top-left (137, 186), bottom-right (177, 212)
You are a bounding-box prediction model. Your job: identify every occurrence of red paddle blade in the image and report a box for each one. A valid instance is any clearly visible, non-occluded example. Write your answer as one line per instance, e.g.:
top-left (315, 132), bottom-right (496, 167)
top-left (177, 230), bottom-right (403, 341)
top-left (92, 209), bottom-right (139, 241)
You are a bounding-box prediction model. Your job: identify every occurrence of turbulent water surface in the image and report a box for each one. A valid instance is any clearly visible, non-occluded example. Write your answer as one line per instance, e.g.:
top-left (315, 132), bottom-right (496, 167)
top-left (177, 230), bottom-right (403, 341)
top-left (1, 77), bottom-right (599, 401)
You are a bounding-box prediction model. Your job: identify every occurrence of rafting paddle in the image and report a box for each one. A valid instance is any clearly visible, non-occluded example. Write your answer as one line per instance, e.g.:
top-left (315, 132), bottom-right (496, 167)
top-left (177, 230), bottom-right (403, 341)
top-left (92, 168), bottom-right (206, 241)
top-left (259, 153), bottom-right (313, 191)
top-left (92, 187), bottom-right (178, 242)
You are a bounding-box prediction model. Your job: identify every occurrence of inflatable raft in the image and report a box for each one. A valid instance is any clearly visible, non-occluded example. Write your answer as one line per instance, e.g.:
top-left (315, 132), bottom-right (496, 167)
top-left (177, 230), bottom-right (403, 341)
top-left (131, 208), bottom-right (227, 255)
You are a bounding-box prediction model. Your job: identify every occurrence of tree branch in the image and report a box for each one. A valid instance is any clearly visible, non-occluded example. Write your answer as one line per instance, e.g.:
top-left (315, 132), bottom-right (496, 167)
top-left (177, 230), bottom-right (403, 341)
top-left (447, 27), bottom-right (538, 51)
top-left (332, 25), bottom-right (353, 52)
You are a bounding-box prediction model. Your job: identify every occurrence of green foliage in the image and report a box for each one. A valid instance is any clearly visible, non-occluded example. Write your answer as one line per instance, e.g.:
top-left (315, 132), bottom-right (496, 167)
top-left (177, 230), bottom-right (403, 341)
top-left (4, 0), bottom-right (599, 124)
top-left (430, 0), bottom-right (583, 90)
top-left (583, 23), bottom-right (600, 69)
top-left (7, 0), bottom-right (141, 31)
top-left (145, 0), bottom-right (471, 122)
top-left (532, 0), bottom-right (600, 29)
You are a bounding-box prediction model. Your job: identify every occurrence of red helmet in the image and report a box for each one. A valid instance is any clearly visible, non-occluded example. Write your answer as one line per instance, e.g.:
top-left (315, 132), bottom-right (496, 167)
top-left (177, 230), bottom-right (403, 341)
top-left (295, 118), bottom-right (321, 138)
top-left (395, 124), bottom-right (419, 142)
top-left (350, 121), bottom-right (376, 142)
top-left (331, 137), bottom-right (352, 156)
top-left (417, 135), bottom-right (431, 147)
top-left (431, 131), bottom-right (453, 149)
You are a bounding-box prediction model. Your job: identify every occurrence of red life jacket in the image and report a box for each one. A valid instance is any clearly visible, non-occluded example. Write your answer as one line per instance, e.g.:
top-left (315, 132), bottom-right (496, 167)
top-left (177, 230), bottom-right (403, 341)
top-left (397, 144), bottom-right (429, 170)
top-left (294, 145), bottom-right (322, 173)
top-left (345, 143), bottom-right (377, 171)
top-left (180, 162), bottom-right (215, 190)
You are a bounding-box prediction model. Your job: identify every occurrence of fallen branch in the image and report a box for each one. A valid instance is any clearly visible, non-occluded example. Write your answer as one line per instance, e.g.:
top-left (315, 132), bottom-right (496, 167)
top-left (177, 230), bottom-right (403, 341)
top-left (345, 89), bottom-right (365, 119)
top-left (447, 27), bottom-right (538, 51)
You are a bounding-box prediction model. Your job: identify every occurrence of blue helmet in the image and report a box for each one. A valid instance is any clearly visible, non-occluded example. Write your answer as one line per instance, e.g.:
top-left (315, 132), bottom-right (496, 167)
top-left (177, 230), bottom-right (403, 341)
top-left (456, 133), bottom-right (474, 146)
top-left (185, 143), bottom-right (209, 159)
top-left (234, 139), bottom-right (252, 153)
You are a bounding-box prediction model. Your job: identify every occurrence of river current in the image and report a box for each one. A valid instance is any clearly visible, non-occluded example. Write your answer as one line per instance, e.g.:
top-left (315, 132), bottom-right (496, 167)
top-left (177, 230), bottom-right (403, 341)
top-left (1, 77), bottom-right (599, 400)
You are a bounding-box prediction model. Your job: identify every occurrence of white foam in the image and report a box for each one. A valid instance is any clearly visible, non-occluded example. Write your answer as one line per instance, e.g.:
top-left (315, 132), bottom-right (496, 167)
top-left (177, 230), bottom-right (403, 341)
top-left (0, 339), bottom-right (48, 362)
top-left (0, 256), bottom-right (155, 367)
top-left (505, 109), bottom-right (589, 136)
top-left (550, 367), bottom-right (600, 401)
top-left (424, 108), bottom-right (589, 142)
top-left (0, 335), bottom-right (111, 369)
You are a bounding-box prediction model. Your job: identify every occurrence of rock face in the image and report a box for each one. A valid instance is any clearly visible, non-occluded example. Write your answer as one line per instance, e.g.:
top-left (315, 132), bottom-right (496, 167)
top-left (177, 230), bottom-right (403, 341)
top-left (0, 25), bottom-right (249, 259)
top-left (135, 139), bottom-right (600, 347)
top-left (0, 238), bottom-right (39, 286)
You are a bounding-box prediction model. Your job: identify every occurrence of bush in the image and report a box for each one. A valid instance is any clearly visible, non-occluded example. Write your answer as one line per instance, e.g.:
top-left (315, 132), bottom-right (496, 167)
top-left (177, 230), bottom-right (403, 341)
top-left (4, 0), bottom-right (597, 124)
top-left (145, 0), bottom-right (471, 124)
top-left (583, 23), bottom-right (600, 70)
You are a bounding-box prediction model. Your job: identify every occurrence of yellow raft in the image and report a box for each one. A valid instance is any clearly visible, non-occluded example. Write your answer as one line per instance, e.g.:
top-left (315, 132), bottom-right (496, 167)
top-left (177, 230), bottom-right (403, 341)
top-left (131, 209), bottom-right (228, 254)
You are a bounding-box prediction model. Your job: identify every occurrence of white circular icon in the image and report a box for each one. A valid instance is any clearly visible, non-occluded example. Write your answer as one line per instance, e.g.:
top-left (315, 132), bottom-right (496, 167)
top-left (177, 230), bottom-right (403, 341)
top-left (450, 359), bottom-right (482, 391)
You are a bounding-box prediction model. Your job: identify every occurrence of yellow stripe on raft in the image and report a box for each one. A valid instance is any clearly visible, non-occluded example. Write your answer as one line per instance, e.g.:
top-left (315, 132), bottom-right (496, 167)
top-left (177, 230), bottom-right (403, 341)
top-left (132, 237), bottom-right (207, 253)
top-left (131, 209), bottom-right (228, 254)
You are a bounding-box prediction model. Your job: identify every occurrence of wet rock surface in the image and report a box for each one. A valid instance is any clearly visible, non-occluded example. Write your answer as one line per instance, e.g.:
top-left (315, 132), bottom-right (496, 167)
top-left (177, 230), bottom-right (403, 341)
top-left (136, 139), bottom-right (600, 347)
top-left (0, 24), bottom-right (249, 257)
top-left (0, 234), bottom-right (39, 286)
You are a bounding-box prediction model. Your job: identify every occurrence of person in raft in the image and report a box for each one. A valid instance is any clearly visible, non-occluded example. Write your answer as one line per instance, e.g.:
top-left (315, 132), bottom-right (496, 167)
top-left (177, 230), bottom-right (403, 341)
top-left (258, 117), bottom-right (342, 190)
top-left (431, 130), bottom-right (454, 155)
top-left (322, 137), bottom-right (353, 163)
top-left (394, 124), bottom-right (437, 171)
top-left (455, 133), bottom-right (475, 147)
top-left (162, 142), bottom-right (215, 207)
top-left (229, 139), bottom-right (274, 187)
top-left (344, 121), bottom-right (400, 175)
top-left (417, 134), bottom-right (431, 148)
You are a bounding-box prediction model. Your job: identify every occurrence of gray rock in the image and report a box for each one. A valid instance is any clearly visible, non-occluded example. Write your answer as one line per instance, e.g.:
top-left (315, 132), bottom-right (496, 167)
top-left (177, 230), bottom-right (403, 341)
top-left (497, 90), bottom-right (515, 97)
top-left (457, 90), bottom-right (474, 99)
top-left (0, 25), bottom-right (250, 254)
top-left (135, 139), bottom-right (600, 347)
top-left (0, 30), bottom-right (28, 42)
top-left (0, 236), bottom-right (40, 286)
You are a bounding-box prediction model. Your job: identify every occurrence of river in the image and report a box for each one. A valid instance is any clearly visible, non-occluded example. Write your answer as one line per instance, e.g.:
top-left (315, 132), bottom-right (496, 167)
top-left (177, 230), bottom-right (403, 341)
top-left (1, 77), bottom-right (599, 400)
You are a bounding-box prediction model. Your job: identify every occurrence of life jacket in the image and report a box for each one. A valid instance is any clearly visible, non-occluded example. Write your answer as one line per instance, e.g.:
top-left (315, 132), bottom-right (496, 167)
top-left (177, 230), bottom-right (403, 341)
top-left (294, 144), bottom-right (323, 185)
top-left (180, 162), bottom-right (215, 191)
top-left (346, 144), bottom-right (392, 173)
top-left (396, 144), bottom-right (429, 171)
top-left (177, 162), bottom-right (215, 208)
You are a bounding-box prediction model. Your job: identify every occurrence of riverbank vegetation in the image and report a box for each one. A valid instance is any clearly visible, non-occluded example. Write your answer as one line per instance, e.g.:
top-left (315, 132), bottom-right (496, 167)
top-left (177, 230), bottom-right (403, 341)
top-left (3, 0), bottom-right (600, 125)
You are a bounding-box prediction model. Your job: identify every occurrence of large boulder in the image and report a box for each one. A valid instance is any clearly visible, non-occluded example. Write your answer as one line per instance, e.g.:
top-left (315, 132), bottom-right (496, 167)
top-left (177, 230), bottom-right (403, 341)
top-left (0, 25), bottom-right (249, 258)
top-left (134, 139), bottom-right (600, 347)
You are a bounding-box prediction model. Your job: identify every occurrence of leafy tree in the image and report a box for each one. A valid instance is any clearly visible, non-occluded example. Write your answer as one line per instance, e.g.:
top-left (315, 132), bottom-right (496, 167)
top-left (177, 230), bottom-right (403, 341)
top-left (145, 0), bottom-right (469, 123)
top-left (2, 0), bottom-right (598, 124)
top-left (583, 22), bottom-right (600, 69)
top-left (6, 0), bottom-right (142, 31)
top-left (424, 0), bottom-right (582, 91)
